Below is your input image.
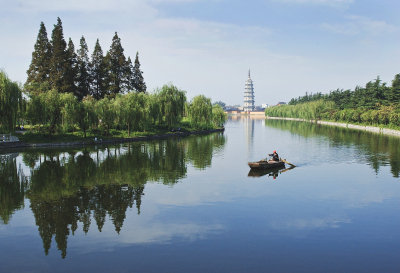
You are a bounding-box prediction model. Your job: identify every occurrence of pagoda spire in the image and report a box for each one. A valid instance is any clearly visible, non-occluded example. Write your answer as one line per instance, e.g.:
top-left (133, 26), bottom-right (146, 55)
top-left (248, 69), bottom-right (250, 79)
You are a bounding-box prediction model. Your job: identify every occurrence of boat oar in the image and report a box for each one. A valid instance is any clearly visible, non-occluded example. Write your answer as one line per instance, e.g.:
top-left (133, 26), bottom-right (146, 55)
top-left (282, 159), bottom-right (296, 167)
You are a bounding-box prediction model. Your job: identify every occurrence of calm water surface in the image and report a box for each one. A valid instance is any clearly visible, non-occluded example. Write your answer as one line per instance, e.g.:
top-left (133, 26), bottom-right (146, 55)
top-left (1, 117), bottom-right (399, 273)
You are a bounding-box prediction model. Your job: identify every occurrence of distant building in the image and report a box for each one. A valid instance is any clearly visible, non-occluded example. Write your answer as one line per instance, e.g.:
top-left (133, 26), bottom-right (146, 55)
top-left (244, 70), bottom-right (255, 112)
top-left (262, 103), bottom-right (268, 108)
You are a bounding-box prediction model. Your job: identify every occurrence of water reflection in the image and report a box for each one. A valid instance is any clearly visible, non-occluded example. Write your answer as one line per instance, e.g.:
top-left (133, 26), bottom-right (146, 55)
top-left (244, 117), bottom-right (254, 152)
top-left (0, 158), bottom-right (26, 224)
top-left (265, 119), bottom-right (400, 177)
top-left (0, 132), bottom-right (226, 257)
top-left (247, 165), bottom-right (295, 178)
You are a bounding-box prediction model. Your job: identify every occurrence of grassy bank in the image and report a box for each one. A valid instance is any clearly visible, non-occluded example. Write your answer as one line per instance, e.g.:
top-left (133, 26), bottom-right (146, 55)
top-left (15, 120), bottom-right (222, 144)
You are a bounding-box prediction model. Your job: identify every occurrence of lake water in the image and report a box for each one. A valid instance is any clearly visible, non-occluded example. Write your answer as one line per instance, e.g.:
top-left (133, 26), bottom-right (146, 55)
top-left (1, 116), bottom-right (399, 273)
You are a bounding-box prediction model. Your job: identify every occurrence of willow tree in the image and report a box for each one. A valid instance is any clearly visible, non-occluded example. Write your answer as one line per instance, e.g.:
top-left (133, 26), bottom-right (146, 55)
top-left (146, 92), bottom-right (161, 125)
top-left (94, 97), bottom-right (116, 135)
top-left (156, 84), bottom-right (186, 128)
top-left (40, 89), bottom-right (64, 135)
top-left (0, 71), bottom-right (23, 133)
top-left (212, 104), bottom-right (227, 127)
top-left (115, 92), bottom-right (147, 136)
top-left (186, 95), bottom-right (212, 129)
top-left (75, 96), bottom-right (97, 138)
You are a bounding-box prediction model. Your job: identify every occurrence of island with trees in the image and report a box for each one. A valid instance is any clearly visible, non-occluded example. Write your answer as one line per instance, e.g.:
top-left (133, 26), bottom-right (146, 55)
top-left (0, 17), bottom-right (226, 145)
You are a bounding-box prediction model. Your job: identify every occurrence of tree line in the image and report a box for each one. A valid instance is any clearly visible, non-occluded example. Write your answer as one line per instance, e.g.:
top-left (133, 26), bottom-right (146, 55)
top-left (1, 71), bottom-right (225, 136)
top-left (266, 73), bottom-right (400, 128)
top-left (288, 74), bottom-right (400, 110)
top-left (25, 17), bottom-right (146, 100)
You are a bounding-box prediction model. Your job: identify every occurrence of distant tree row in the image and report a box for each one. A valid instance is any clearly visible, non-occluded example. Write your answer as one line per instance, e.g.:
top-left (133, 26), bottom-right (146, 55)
top-left (25, 17), bottom-right (146, 101)
top-left (288, 75), bottom-right (400, 110)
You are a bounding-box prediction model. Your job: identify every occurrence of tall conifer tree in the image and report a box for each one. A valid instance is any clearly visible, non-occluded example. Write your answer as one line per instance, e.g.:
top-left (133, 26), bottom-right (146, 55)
top-left (25, 22), bottom-right (52, 93)
top-left (389, 74), bottom-right (400, 103)
top-left (90, 39), bottom-right (106, 100)
top-left (49, 17), bottom-right (68, 93)
top-left (105, 32), bottom-right (128, 96)
top-left (65, 38), bottom-right (78, 94)
top-left (76, 36), bottom-right (91, 101)
top-left (132, 52), bottom-right (146, 93)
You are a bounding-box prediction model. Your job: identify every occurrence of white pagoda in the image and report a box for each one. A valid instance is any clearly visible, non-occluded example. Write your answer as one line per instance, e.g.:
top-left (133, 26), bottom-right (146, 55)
top-left (244, 70), bottom-right (255, 112)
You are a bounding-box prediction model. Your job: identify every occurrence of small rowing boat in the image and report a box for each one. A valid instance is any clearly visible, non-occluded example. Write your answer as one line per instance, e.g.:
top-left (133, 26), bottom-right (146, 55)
top-left (247, 160), bottom-right (285, 170)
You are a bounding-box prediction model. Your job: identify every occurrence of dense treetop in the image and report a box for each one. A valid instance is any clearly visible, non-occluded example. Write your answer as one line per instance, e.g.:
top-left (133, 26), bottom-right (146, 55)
top-left (25, 17), bottom-right (146, 100)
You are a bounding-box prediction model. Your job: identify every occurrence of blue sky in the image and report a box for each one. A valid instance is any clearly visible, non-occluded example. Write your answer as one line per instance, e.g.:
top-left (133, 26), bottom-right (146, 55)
top-left (0, 0), bottom-right (399, 105)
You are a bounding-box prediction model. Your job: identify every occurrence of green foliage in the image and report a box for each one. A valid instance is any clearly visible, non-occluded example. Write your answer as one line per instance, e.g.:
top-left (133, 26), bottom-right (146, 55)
top-left (265, 100), bottom-right (335, 121)
top-left (94, 97), bottom-right (116, 135)
top-left (0, 71), bottom-right (23, 133)
top-left (26, 18), bottom-right (142, 101)
top-left (104, 32), bottom-right (128, 96)
top-left (186, 95), bottom-right (213, 129)
top-left (25, 21), bottom-right (51, 93)
top-left (90, 39), bottom-right (107, 100)
top-left (49, 17), bottom-right (68, 93)
top-left (289, 75), bottom-right (396, 110)
top-left (212, 104), bottom-right (227, 127)
top-left (127, 52), bottom-right (146, 93)
top-left (272, 73), bottom-right (400, 129)
top-left (76, 36), bottom-right (91, 101)
top-left (212, 101), bottom-right (226, 107)
top-left (156, 83), bottom-right (187, 128)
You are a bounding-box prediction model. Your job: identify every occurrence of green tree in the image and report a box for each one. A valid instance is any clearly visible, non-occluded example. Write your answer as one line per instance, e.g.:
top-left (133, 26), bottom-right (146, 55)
top-left (187, 95), bottom-right (212, 129)
top-left (49, 17), bottom-right (68, 93)
top-left (40, 89), bottom-right (63, 135)
top-left (90, 39), bottom-right (106, 100)
top-left (64, 38), bottom-right (78, 95)
top-left (115, 92), bottom-right (147, 135)
top-left (389, 74), bottom-right (400, 103)
top-left (0, 71), bottom-right (23, 133)
top-left (212, 101), bottom-right (225, 108)
top-left (131, 52), bottom-right (146, 93)
top-left (95, 97), bottom-right (116, 135)
top-left (76, 96), bottom-right (97, 138)
top-left (156, 84), bottom-right (187, 128)
top-left (25, 21), bottom-right (52, 93)
top-left (104, 32), bottom-right (128, 96)
top-left (75, 36), bottom-right (91, 101)
top-left (212, 104), bottom-right (227, 127)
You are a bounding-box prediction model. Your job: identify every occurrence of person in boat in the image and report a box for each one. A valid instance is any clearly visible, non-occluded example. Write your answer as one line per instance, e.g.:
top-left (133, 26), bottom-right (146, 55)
top-left (268, 150), bottom-right (279, 162)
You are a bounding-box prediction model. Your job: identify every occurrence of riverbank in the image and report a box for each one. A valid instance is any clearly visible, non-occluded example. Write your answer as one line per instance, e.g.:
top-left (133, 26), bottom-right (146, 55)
top-left (267, 117), bottom-right (400, 137)
top-left (0, 128), bottom-right (225, 149)
top-left (266, 117), bottom-right (400, 137)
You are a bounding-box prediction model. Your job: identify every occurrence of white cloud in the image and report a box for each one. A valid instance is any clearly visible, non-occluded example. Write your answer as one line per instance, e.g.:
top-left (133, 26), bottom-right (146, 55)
top-left (274, 0), bottom-right (353, 6)
top-left (321, 15), bottom-right (397, 36)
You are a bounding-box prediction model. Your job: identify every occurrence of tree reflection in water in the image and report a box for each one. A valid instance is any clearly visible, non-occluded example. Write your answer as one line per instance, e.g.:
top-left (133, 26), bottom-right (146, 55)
top-left (265, 119), bottom-right (400, 177)
top-left (0, 132), bottom-right (226, 258)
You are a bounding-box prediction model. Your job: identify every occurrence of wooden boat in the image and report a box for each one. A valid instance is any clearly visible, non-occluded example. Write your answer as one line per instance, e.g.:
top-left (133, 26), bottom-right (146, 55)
top-left (248, 160), bottom-right (285, 170)
top-left (248, 165), bottom-right (285, 177)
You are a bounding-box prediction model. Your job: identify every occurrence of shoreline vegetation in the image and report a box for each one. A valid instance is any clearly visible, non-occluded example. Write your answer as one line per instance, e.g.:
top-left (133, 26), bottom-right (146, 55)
top-left (0, 127), bottom-right (225, 149)
top-left (266, 117), bottom-right (400, 137)
top-left (0, 17), bottom-right (227, 145)
top-left (265, 73), bottom-right (400, 135)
